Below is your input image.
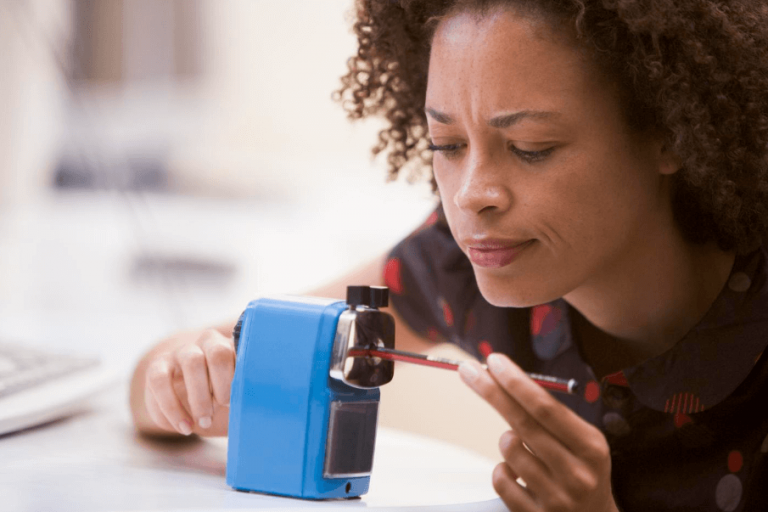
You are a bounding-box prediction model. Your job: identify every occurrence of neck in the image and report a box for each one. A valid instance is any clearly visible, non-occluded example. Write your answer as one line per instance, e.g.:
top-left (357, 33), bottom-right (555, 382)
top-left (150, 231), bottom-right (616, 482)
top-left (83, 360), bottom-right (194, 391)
top-left (564, 232), bottom-right (736, 363)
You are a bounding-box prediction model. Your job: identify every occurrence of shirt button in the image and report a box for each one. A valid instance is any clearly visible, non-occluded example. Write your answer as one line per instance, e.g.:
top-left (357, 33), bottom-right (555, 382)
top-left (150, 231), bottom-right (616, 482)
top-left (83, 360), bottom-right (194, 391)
top-left (602, 384), bottom-right (630, 409)
top-left (728, 272), bottom-right (751, 292)
top-left (602, 412), bottom-right (631, 437)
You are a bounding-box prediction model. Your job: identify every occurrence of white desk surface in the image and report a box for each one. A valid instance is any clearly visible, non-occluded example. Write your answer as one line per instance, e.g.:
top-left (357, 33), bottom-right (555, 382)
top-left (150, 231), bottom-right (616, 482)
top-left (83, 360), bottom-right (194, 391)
top-left (0, 384), bottom-right (507, 512)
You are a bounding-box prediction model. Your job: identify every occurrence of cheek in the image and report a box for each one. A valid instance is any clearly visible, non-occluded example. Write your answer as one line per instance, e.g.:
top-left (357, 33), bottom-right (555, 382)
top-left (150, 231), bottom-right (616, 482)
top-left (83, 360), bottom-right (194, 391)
top-left (434, 166), bottom-right (461, 222)
top-left (433, 164), bottom-right (454, 201)
top-left (546, 152), bottom-right (656, 245)
top-left (474, 164), bottom-right (657, 307)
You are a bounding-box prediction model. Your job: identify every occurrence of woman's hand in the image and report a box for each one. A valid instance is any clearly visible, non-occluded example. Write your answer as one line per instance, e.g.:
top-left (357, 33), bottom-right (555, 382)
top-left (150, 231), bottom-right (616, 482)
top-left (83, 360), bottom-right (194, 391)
top-left (130, 327), bottom-right (236, 437)
top-left (459, 353), bottom-right (618, 512)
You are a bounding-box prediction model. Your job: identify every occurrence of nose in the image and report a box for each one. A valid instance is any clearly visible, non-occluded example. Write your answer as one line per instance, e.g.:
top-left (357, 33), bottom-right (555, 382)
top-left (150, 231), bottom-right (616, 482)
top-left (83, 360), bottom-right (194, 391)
top-left (453, 153), bottom-right (513, 215)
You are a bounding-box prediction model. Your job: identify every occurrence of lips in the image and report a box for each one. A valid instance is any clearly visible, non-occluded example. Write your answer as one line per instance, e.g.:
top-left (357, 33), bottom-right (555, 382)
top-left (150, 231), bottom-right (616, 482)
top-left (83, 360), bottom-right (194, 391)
top-left (465, 239), bottom-right (535, 269)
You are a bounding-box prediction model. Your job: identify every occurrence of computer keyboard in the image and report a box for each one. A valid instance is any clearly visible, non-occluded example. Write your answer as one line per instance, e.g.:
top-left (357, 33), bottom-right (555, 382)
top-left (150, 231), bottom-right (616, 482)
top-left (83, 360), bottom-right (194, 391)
top-left (0, 341), bottom-right (118, 436)
top-left (0, 342), bottom-right (99, 397)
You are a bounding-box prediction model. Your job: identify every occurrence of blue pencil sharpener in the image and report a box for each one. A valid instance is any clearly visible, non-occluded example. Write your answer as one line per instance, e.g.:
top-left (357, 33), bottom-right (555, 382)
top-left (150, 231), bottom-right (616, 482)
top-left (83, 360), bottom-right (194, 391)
top-left (226, 285), bottom-right (395, 500)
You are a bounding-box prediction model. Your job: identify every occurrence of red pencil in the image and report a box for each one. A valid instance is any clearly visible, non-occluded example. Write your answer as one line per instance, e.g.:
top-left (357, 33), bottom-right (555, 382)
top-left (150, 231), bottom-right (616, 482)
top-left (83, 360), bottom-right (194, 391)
top-left (347, 346), bottom-right (580, 396)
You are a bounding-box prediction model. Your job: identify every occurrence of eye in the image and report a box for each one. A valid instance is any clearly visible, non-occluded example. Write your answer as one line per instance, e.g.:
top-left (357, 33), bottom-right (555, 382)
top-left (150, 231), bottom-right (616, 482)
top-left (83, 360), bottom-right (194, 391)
top-left (427, 142), bottom-right (556, 163)
top-left (509, 145), bottom-right (556, 163)
top-left (427, 142), bottom-right (463, 159)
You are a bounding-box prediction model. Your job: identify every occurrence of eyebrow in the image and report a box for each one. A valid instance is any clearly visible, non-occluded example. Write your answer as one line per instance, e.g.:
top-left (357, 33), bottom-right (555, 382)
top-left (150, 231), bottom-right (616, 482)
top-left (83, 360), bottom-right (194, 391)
top-left (424, 107), bottom-right (561, 128)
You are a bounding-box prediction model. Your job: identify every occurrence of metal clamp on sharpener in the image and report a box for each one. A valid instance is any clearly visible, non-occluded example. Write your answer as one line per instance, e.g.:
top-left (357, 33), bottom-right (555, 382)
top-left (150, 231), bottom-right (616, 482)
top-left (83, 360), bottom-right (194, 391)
top-left (226, 285), bottom-right (395, 500)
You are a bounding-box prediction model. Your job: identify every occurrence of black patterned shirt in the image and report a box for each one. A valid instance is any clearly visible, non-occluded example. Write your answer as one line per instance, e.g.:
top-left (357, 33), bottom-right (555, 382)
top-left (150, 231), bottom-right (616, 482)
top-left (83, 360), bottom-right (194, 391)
top-left (385, 207), bottom-right (768, 512)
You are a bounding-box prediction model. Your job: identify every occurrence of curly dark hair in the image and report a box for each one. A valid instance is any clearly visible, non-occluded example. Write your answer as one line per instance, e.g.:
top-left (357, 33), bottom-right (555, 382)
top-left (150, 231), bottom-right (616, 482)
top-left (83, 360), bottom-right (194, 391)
top-left (332, 0), bottom-right (768, 253)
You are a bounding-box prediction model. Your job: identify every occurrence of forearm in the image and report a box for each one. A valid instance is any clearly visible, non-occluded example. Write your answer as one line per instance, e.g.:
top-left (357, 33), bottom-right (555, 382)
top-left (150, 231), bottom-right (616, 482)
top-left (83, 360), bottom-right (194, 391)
top-left (129, 252), bottom-right (431, 437)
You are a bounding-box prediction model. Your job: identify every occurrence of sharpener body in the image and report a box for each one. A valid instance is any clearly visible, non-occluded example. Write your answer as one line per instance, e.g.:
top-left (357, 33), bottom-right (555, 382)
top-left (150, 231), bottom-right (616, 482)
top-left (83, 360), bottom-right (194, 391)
top-left (226, 296), bottom-right (381, 499)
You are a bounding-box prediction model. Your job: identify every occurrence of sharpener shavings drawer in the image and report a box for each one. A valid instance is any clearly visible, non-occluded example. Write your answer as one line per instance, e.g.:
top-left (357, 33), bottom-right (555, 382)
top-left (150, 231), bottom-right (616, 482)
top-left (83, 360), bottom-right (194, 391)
top-left (323, 400), bottom-right (379, 478)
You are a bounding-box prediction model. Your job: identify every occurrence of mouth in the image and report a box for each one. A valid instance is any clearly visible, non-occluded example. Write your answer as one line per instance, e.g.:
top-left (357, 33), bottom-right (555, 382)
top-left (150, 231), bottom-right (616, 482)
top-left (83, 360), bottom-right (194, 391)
top-left (465, 239), bottom-right (535, 269)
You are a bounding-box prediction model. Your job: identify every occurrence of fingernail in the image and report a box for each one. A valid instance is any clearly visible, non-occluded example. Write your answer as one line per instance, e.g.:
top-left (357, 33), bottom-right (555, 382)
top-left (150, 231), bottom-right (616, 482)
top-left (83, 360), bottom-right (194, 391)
top-left (199, 416), bottom-right (212, 429)
top-left (458, 362), bottom-right (480, 382)
top-left (487, 353), bottom-right (504, 374)
top-left (178, 420), bottom-right (192, 436)
top-left (499, 430), bottom-right (514, 452)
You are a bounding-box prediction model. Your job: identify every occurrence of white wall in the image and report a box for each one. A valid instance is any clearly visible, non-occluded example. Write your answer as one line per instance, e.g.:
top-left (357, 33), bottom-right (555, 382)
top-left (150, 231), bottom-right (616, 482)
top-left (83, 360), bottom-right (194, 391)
top-left (0, 0), bottom-right (69, 207)
top-left (174, 0), bottom-right (399, 197)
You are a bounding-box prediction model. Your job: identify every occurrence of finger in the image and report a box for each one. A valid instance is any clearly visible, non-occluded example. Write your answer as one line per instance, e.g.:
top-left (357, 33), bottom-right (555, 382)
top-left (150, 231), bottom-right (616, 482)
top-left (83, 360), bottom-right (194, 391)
top-left (498, 430), bottom-right (552, 494)
top-left (486, 354), bottom-right (609, 464)
top-left (146, 357), bottom-right (194, 435)
top-left (499, 430), bottom-right (582, 510)
top-left (144, 386), bottom-right (175, 432)
top-left (199, 330), bottom-right (235, 407)
top-left (175, 344), bottom-right (214, 429)
top-left (492, 462), bottom-right (538, 512)
top-left (459, 358), bottom-right (587, 483)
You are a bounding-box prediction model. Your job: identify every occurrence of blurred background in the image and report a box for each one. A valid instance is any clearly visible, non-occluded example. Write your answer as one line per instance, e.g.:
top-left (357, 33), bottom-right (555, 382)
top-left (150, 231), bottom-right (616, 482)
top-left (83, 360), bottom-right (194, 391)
top-left (0, 0), bottom-right (506, 459)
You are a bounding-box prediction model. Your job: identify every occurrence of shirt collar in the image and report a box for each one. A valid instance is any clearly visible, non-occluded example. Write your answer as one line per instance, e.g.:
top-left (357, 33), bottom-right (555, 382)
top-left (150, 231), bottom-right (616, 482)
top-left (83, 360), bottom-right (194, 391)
top-left (622, 246), bottom-right (768, 412)
top-left (529, 246), bottom-right (768, 413)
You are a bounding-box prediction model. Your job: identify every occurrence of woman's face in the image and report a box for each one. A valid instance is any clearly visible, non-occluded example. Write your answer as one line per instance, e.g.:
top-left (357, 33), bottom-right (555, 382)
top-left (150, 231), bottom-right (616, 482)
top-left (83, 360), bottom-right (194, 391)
top-left (426, 10), bottom-right (678, 307)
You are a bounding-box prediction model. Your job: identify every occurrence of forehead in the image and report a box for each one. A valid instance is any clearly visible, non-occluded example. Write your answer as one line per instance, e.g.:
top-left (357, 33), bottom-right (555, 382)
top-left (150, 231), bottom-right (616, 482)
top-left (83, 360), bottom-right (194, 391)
top-left (426, 10), bottom-right (605, 120)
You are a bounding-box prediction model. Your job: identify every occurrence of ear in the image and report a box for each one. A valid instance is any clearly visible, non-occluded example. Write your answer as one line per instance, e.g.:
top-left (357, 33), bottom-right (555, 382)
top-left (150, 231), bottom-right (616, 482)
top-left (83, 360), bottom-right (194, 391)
top-left (657, 140), bottom-right (682, 176)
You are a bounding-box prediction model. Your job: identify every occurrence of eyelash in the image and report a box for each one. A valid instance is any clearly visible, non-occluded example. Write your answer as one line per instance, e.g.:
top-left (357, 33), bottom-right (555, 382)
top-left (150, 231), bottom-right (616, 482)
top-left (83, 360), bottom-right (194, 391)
top-left (427, 143), bottom-right (555, 163)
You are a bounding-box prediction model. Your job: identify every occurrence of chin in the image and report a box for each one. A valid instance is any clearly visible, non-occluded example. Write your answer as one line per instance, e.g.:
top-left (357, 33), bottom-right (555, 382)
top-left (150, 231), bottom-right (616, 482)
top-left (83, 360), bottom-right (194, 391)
top-left (473, 270), bottom-right (560, 309)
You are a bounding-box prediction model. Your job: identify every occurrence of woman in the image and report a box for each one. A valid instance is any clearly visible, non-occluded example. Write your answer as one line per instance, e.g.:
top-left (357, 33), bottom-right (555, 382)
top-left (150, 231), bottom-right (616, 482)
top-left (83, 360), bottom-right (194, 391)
top-left (131, 1), bottom-right (768, 510)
